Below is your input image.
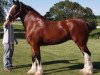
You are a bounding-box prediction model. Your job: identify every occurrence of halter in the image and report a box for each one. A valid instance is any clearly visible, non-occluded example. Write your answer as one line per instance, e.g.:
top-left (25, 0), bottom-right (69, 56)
top-left (9, 2), bottom-right (22, 20)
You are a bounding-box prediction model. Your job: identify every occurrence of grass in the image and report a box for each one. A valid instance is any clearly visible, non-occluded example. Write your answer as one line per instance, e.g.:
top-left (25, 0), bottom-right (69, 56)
top-left (12, 21), bottom-right (24, 30)
top-left (97, 18), bottom-right (100, 26)
top-left (0, 21), bottom-right (24, 32)
top-left (0, 39), bottom-right (100, 75)
top-left (0, 19), bottom-right (100, 75)
top-left (90, 29), bottom-right (100, 35)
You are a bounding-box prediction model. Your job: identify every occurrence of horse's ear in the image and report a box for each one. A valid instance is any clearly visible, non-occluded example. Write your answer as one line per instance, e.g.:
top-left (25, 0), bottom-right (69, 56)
top-left (13, 0), bottom-right (15, 4)
top-left (16, 0), bottom-right (19, 3)
top-left (13, 0), bottom-right (20, 4)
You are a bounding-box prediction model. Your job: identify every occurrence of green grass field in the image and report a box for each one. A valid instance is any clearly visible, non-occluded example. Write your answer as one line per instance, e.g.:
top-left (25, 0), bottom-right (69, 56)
top-left (0, 39), bottom-right (100, 75)
top-left (97, 19), bottom-right (100, 26)
top-left (0, 19), bottom-right (100, 75)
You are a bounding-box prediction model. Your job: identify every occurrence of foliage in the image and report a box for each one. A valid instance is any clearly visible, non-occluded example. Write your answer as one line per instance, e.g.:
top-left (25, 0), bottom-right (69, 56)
top-left (96, 15), bottom-right (100, 19)
top-left (44, 0), bottom-right (97, 25)
top-left (0, 0), bottom-right (11, 21)
top-left (0, 0), bottom-right (5, 21)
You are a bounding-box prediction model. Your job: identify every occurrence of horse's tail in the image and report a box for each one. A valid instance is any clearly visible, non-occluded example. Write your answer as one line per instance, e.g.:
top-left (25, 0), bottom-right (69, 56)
top-left (87, 22), bottom-right (96, 31)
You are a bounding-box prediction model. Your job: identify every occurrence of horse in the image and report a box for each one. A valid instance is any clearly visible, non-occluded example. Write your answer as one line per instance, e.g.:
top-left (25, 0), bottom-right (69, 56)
top-left (4, 0), bottom-right (96, 75)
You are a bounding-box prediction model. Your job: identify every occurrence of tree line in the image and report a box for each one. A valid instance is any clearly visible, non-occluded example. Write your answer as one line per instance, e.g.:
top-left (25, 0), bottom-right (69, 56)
top-left (0, 0), bottom-right (98, 25)
top-left (0, 0), bottom-right (11, 21)
top-left (44, 0), bottom-right (97, 25)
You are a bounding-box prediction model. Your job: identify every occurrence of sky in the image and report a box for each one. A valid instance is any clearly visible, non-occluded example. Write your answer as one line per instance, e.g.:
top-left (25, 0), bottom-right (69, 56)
top-left (18, 0), bottom-right (100, 16)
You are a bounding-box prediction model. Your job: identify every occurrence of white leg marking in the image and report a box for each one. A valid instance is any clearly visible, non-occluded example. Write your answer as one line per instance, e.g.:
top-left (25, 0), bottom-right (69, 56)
top-left (35, 59), bottom-right (43, 75)
top-left (80, 52), bottom-right (93, 75)
top-left (27, 62), bottom-right (37, 74)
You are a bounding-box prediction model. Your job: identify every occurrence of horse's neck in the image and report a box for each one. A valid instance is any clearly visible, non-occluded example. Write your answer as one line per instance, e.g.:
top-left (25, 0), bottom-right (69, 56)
top-left (20, 11), bottom-right (45, 32)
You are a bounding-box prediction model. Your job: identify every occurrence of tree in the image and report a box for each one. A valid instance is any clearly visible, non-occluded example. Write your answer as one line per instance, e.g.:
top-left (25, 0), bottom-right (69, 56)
top-left (0, 0), bottom-right (11, 21)
top-left (44, 0), bottom-right (96, 25)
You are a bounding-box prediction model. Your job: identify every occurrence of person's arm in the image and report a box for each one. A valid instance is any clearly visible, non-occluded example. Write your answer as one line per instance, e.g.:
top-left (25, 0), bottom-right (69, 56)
top-left (14, 38), bottom-right (18, 45)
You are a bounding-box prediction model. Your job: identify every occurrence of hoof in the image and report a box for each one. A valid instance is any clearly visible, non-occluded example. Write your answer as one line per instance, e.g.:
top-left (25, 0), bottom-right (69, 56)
top-left (34, 71), bottom-right (43, 75)
top-left (80, 69), bottom-right (93, 75)
top-left (27, 69), bottom-right (36, 74)
top-left (35, 73), bottom-right (42, 75)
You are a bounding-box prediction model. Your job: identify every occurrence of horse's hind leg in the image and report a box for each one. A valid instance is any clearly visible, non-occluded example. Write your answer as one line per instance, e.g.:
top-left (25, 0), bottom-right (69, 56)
top-left (76, 42), bottom-right (93, 75)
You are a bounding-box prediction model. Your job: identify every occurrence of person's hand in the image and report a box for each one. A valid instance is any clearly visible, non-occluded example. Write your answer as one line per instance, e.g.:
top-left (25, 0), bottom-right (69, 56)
top-left (15, 39), bottom-right (18, 45)
top-left (16, 40), bottom-right (18, 45)
top-left (3, 20), bottom-right (10, 28)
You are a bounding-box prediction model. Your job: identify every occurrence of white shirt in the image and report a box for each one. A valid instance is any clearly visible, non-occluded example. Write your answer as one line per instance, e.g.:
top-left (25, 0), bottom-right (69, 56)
top-left (2, 24), bottom-right (14, 44)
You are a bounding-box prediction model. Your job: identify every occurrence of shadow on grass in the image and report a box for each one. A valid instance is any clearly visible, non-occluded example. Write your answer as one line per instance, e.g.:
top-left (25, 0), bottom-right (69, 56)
top-left (93, 62), bottom-right (100, 74)
top-left (13, 60), bottom-right (100, 75)
top-left (44, 64), bottom-right (83, 75)
top-left (43, 60), bottom-right (83, 75)
top-left (14, 64), bottom-right (31, 69)
top-left (14, 59), bottom-right (83, 75)
top-left (42, 60), bottom-right (70, 65)
top-left (44, 61), bottom-right (100, 75)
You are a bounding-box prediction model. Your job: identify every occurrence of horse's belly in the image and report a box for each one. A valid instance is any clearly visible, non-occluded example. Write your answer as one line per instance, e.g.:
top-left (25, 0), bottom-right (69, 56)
top-left (43, 32), bottom-right (69, 45)
top-left (44, 37), bottom-right (68, 45)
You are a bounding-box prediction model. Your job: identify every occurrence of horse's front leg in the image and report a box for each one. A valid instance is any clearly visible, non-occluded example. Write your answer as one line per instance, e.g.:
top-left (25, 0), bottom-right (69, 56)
top-left (27, 53), bottom-right (37, 74)
top-left (27, 44), bottom-right (43, 75)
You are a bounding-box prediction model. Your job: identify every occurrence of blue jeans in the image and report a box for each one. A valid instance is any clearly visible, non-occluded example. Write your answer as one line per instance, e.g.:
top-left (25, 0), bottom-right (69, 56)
top-left (3, 44), bottom-right (14, 68)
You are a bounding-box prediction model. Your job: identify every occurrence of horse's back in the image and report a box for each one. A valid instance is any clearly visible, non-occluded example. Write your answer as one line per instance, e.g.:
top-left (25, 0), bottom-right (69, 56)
top-left (42, 20), bottom-right (71, 45)
top-left (41, 19), bottom-right (90, 45)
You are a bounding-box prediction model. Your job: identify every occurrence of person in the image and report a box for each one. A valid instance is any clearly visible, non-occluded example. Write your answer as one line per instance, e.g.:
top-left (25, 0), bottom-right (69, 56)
top-left (2, 21), bottom-right (18, 71)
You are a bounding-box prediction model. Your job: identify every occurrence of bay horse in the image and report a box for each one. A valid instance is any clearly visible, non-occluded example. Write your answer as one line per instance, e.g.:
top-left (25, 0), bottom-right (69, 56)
top-left (4, 0), bottom-right (96, 75)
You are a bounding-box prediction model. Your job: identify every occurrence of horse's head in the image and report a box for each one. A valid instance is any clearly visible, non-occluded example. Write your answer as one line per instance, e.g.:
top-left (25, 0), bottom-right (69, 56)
top-left (5, 0), bottom-right (22, 25)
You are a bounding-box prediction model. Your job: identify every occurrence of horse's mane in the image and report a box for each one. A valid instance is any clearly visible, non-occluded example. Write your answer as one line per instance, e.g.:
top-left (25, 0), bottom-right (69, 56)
top-left (21, 2), bottom-right (46, 19)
